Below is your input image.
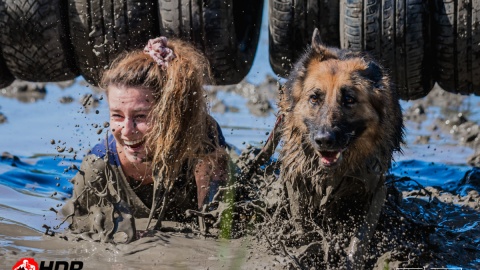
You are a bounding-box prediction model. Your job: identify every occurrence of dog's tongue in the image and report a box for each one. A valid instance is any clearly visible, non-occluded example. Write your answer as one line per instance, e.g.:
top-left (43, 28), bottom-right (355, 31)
top-left (320, 151), bottom-right (341, 166)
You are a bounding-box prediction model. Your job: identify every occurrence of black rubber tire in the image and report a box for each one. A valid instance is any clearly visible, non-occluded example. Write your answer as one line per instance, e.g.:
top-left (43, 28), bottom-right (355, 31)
top-left (0, 0), bottom-right (78, 82)
top-left (158, 0), bottom-right (263, 85)
top-left (269, 0), bottom-right (340, 78)
top-left (432, 0), bottom-right (480, 95)
top-left (231, 0), bottom-right (264, 83)
top-left (0, 53), bottom-right (14, 88)
top-left (0, 4), bottom-right (13, 89)
top-left (340, 0), bottom-right (433, 100)
top-left (68, 0), bottom-right (159, 85)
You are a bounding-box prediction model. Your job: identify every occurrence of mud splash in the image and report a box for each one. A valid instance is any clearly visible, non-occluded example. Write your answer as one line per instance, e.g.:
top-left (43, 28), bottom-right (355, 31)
top-left (227, 148), bottom-right (480, 269)
top-left (1, 80), bottom-right (480, 269)
top-left (2, 145), bottom-right (478, 269)
top-left (205, 83), bottom-right (480, 269)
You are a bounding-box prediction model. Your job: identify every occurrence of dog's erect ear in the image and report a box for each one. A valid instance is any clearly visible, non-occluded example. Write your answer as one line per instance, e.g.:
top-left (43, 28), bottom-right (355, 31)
top-left (360, 61), bottom-right (388, 122)
top-left (311, 28), bottom-right (335, 60)
top-left (359, 61), bottom-right (384, 88)
top-left (311, 28), bottom-right (323, 49)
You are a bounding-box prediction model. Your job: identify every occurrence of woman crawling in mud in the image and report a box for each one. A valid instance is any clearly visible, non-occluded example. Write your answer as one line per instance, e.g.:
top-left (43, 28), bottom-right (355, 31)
top-left (61, 37), bottom-right (228, 243)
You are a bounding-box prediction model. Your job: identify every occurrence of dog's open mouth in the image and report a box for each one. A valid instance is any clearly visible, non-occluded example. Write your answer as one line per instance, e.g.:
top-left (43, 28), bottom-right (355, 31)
top-left (319, 150), bottom-right (343, 167)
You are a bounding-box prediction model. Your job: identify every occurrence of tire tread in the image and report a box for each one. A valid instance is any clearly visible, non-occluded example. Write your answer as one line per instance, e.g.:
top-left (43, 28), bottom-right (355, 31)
top-left (0, 0), bottom-right (78, 82)
top-left (341, 0), bottom-right (432, 100)
top-left (433, 0), bottom-right (480, 94)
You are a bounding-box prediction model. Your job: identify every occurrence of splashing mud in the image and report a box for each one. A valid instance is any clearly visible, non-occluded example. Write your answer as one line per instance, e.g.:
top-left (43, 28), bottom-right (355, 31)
top-left (0, 81), bottom-right (479, 269)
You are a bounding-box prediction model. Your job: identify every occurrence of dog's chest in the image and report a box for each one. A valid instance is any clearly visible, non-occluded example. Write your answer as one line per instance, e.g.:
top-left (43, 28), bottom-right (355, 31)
top-left (301, 170), bottom-right (382, 209)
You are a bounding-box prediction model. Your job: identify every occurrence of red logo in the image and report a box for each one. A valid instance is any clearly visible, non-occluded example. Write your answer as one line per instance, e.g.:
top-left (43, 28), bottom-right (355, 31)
top-left (12, 258), bottom-right (39, 270)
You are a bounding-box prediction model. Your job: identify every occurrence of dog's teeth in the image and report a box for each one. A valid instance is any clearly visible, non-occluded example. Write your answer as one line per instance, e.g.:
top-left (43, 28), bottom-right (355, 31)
top-left (335, 152), bottom-right (341, 159)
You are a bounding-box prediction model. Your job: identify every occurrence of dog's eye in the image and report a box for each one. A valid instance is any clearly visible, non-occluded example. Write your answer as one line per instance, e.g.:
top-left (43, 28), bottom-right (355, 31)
top-left (343, 95), bottom-right (356, 106)
top-left (309, 94), bottom-right (320, 105)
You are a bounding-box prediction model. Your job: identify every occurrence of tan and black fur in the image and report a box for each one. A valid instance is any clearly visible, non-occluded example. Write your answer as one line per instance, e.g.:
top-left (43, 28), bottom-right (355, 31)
top-left (278, 29), bottom-right (404, 268)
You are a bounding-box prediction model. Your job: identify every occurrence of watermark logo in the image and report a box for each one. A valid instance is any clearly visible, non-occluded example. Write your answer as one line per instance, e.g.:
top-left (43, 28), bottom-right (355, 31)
top-left (12, 258), bottom-right (38, 270)
top-left (39, 261), bottom-right (83, 270)
top-left (12, 258), bottom-right (84, 270)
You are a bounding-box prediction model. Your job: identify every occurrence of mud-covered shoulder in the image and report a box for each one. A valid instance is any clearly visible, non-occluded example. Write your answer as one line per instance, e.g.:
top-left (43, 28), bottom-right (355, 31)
top-left (75, 154), bottom-right (108, 178)
top-left (62, 154), bottom-right (109, 217)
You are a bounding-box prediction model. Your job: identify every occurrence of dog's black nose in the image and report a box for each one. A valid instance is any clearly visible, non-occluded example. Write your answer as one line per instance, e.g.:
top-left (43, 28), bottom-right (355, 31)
top-left (314, 131), bottom-right (336, 148)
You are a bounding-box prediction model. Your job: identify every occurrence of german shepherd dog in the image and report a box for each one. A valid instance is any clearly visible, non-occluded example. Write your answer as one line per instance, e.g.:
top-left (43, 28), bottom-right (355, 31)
top-left (278, 29), bottom-right (403, 268)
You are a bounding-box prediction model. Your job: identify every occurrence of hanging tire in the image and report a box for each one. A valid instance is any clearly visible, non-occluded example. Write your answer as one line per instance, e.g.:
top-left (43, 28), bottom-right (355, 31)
top-left (0, 0), bottom-right (78, 82)
top-left (68, 0), bottom-right (159, 85)
top-left (269, 0), bottom-right (340, 77)
top-left (432, 0), bottom-right (480, 95)
top-left (340, 0), bottom-right (433, 100)
top-left (0, 53), bottom-right (14, 88)
top-left (158, 0), bottom-right (263, 85)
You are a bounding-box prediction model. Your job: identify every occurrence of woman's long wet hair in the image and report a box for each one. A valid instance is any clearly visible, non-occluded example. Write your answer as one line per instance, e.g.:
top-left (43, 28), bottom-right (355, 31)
top-left (100, 38), bottom-right (221, 189)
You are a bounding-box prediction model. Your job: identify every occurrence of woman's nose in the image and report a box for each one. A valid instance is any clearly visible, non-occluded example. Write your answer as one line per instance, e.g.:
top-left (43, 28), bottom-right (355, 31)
top-left (121, 118), bottom-right (137, 135)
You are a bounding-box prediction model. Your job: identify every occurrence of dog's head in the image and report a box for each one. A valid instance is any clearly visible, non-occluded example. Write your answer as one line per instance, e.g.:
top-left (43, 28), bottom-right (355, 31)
top-left (280, 29), bottom-right (403, 170)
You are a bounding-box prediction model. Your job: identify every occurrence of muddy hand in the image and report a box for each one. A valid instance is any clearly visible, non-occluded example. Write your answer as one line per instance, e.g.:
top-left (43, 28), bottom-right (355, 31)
top-left (110, 200), bottom-right (136, 244)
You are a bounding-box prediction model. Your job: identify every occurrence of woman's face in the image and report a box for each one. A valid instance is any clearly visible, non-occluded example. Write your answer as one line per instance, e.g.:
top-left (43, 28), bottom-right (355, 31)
top-left (108, 85), bottom-right (153, 165)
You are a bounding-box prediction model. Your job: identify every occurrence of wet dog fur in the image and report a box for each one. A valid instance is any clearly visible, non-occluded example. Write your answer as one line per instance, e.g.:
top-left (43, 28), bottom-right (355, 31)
top-left (278, 29), bottom-right (404, 268)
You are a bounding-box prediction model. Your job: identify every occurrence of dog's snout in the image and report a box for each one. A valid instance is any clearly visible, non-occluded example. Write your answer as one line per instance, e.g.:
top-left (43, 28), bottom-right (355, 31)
top-left (314, 131), bottom-right (336, 148)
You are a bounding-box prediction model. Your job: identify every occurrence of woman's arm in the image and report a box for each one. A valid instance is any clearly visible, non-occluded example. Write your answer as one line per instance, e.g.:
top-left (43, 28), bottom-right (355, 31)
top-left (194, 148), bottom-right (228, 209)
top-left (61, 155), bottom-right (106, 218)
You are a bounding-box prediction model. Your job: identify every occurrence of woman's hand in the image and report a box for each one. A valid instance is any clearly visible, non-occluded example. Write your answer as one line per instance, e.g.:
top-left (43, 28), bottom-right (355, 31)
top-left (194, 149), bottom-right (227, 209)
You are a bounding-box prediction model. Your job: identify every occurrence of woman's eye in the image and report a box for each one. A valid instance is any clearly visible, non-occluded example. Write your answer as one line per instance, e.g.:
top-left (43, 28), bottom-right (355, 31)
top-left (110, 114), bottom-right (124, 121)
top-left (135, 115), bottom-right (147, 120)
top-left (309, 94), bottom-right (320, 105)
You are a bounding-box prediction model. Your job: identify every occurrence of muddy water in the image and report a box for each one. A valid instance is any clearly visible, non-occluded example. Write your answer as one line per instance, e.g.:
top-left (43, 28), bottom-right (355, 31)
top-left (0, 77), bottom-right (278, 270)
top-left (0, 221), bottom-right (268, 270)
top-left (1, 79), bottom-right (479, 269)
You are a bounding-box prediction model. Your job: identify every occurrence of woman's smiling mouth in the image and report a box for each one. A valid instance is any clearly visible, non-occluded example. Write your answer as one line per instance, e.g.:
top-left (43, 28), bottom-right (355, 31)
top-left (123, 138), bottom-right (145, 150)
